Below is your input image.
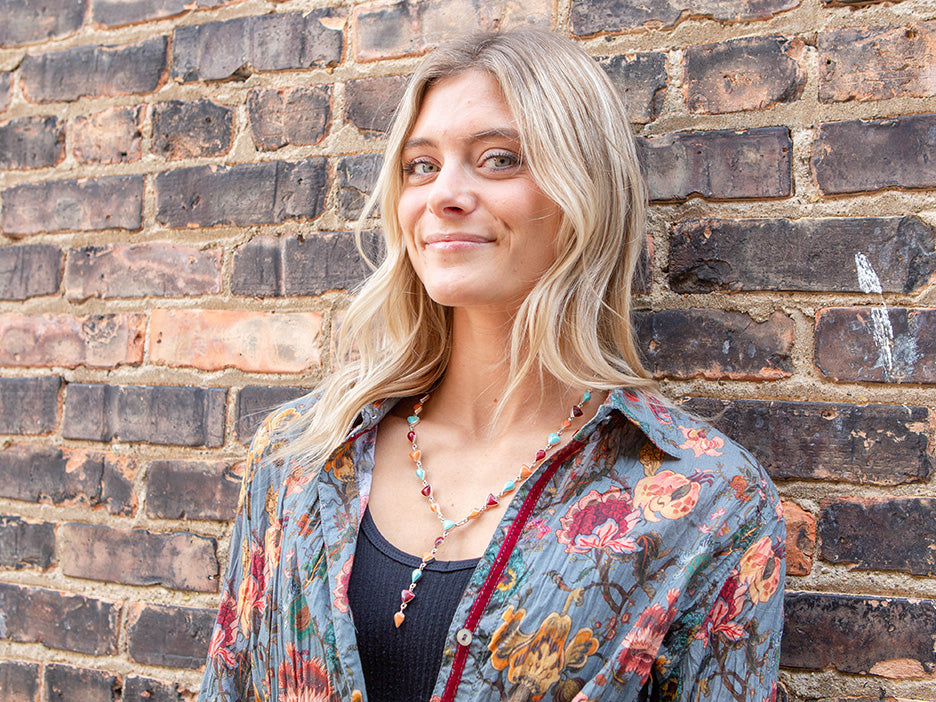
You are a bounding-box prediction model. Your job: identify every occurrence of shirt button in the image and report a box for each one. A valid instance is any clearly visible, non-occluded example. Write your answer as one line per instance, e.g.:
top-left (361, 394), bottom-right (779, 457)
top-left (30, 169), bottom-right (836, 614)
top-left (456, 628), bottom-right (472, 646)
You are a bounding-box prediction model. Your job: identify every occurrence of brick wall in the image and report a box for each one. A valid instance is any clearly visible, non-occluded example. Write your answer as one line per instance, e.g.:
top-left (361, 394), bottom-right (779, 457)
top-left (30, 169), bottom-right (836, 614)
top-left (0, 0), bottom-right (933, 700)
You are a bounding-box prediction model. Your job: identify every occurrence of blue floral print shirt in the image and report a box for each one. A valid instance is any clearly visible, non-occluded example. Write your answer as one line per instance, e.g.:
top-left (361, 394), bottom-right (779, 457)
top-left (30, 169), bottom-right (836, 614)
top-left (199, 388), bottom-right (785, 702)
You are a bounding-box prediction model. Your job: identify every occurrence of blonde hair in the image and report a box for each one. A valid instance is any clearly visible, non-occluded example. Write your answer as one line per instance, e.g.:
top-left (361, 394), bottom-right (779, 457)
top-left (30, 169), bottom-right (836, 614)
top-left (285, 29), bottom-right (653, 465)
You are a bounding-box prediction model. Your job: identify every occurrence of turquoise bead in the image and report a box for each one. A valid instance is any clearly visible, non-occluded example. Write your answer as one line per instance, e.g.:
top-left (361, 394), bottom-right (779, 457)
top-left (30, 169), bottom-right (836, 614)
top-left (503, 480), bottom-right (515, 491)
top-left (411, 569), bottom-right (423, 582)
top-left (407, 415), bottom-right (419, 425)
top-left (416, 467), bottom-right (425, 480)
top-left (442, 519), bottom-right (456, 531)
top-left (583, 391), bottom-right (592, 402)
top-left (547, 432), bottom-right (560, 445)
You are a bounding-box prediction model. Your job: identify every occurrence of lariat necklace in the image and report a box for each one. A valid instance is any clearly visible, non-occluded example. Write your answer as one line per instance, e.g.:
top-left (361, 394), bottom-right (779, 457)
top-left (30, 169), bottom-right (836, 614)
top-left (393, 390), bottom-right (592, 628)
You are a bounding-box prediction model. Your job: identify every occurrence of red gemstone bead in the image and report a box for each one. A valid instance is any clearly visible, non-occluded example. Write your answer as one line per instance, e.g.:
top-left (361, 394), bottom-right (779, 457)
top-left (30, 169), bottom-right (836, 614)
top-left (535, 449), bottom-right (546, 461)
top-left (401, 589), bottom-right (415, 603)
top-left (421, 485), bottom-right (431, 497)
top-left (434, 536), bottom-right (445, 547)
top-left (572, 406), bottom-right (583, 417)
top-left (486, 493), bottom-right (499, 507)
top-left (407, 431), bottom-right (415, 441)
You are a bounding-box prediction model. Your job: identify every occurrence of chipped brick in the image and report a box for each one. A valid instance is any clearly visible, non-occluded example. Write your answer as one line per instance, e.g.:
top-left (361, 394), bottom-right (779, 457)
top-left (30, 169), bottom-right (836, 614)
top-left (93, 0), bottom-right (239, 27)
top-left (72, 105), bottom-right (143, 164)
top-left (336, 153), bottom-right (382, 219)
top-left (62, 383), bottom-right (226, 447)
top-left (248, 85), bottom-right (331, 150)
top-left (0, 72), bottom-right (10, 112)
top-left (44, 665), bottom-right (118, 702)
top-left (344, 74), bottom-right (408, 136)
top-left (0, 661), bottom-right (39, 702)
top-left (0, 375), bottom-right (60, 434)
top-left (598, 52), bottom-right (666, 124)
top-left (0, 313), bottom-right (144, 368)
top-left (123, 676), bottom-right (192, 702)
top-left (235, 385), bottom-right (309, 442)
top-left (0, 0), bottom-right (86, 46)
top-left (152, 99), bottom-right (233, 160)
top-left (127, 603), bottom-right (215, 669)
top-left (0, 516), bottom-right (54, 569)
top-left (0, 115), bottom-right (64, 169)
top-left (146, 460), bottom-right (241, 521)
top-left (155, 159), bottom-right (327, 227)
top-left (781, 502), bottom-right (815, 576)
top-left (0, 244), bottom-right (61, 300)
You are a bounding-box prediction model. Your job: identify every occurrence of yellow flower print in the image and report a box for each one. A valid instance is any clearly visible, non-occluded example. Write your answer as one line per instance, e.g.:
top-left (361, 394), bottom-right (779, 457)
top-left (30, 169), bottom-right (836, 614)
top-left (737, 536), bottom-right (782, 604)
top-left (639, 441), bottom-right (665, 477)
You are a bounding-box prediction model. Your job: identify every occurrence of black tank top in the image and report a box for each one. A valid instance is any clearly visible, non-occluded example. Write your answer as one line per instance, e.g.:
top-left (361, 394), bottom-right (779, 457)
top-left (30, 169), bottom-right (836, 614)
top-left (347, 506), bottom-right (479, 702)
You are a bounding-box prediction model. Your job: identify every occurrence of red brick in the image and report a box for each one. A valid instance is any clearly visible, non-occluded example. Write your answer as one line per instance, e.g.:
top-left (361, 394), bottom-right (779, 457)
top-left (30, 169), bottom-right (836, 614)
top-left (812, 113), bottom-right (936, 194)
top-left (782, 502), bottom-right (815, 576)
top-left (20, 37), bottom-right (167, 103)
top-left (344, 74), bottom-right (409, 136)
top-left (669, 216), bottom-right (935, 293)
top-left (61, 523), bottom-right (218, 591)
top-left (685, 35), bottom-right (805, 114)
top-left (0, 582), bottom-right (120, 655)
top-left (598, 53), bottom-right (666, 124)
top-left (0, 72), bottom-right (10, 112)
top-left (62, 383), bottom-right (227, 447)
top-left (638, 127), bottom-right (791, 201)
top-left (679, 399), bottom-right (932, 486)
top-left (353, 0), bottom-right (551, 61)
top-left (0, 0), bottom-right (86, 46)
top-left (150, 308), bottom-right (322, 373)
top-left (0, 661), bottom-right (39, 702)
top-left (44, 665), bottom-right (118, 702)
top-left (570, 0), bottom-right (800, 35)
top-left (155, 159), bottom-right (327, 228)
top-left (2, 175), bottom-right (143, 235)
top-left (336, 154), bottom-right (382, 219)
top-left (820, 23), bottom-right (936, 103)
top-left (819, 497), bottom-right (936, 576)
top-left (123, 676), bottom-right (193, 702)
top-left (248, 85), bottom-right (331, 150)
top-left (171, 9), bottom-right (343, 82)
top-left (146, 459), bottom-right (241, 521)
top-left (782, 592), bottom-right (936, 675)
top-left (0, 444), bottom-right (138, 515)
top-left (0, 375), bottom-right (60, 434)
top-left (0, 312), bottom-right (144, 368)
top-left (0, 115), bottom-right (65, 169)
top-left (152, 99), bottom-right (233, 160)
top-left (65, 242), bottom-right (221, 300)
top-left (232, 231), bottom-right (381, 296)
top-left (93, 0), bottom-right (240, 27)
top-left (815, 307), bottom-right (936, 384)
top-left (72, 105), bottom-right (143, 164)
top-left (634, 309), bottom-right (794, 380)
top-left (0, 515), bottom-right (54, 569)
top-left (235, 385), bottom-right (309, 442)
top-left (0, 244), bottom-right (62, 300)
top-left (127, 603), bottom-right (215, 669)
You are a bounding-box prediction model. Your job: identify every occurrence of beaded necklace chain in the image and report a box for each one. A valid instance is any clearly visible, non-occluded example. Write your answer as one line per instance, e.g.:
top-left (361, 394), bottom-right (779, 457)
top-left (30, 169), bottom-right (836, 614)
top-left (393, 390), bottom-right (592, 628)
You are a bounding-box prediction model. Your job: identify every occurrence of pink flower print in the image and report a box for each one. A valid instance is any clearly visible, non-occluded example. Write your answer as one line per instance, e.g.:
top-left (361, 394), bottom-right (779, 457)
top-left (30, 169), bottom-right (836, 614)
top-left (678, 426), bottom-right (724, 458)
top-left (207, 590), bottom-right (238, 667)
top-left (616, 589), bottom-right (679, 681)
top-left (556, 487), bottom-right (640, 555)
top-left (332, 555), bottom-right (353, 614)
top-left (695, 576), bottom-right (747, 647)
top-left (633, 470), bottom-right (701, 522)
top-left (738, 536), bottom-right (782, 604)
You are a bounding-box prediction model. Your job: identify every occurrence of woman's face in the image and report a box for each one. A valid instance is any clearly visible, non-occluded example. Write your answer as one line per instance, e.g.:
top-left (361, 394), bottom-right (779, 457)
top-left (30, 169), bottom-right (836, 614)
top-left (397, 70), bottom-right (563, 313)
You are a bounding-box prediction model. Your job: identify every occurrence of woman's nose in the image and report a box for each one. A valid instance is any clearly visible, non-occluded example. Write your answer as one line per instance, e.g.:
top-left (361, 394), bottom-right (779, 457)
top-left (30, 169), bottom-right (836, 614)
top-left (426, 162), bottom-right (477, 217)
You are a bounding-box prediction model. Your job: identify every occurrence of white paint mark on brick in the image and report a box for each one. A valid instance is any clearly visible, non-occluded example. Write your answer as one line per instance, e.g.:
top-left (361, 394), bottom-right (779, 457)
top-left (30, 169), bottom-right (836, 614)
top-left (855, 252), bottom-right (894, 373)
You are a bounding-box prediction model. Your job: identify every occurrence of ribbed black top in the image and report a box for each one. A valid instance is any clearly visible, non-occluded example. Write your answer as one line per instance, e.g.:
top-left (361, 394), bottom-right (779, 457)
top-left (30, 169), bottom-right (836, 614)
top-left (347, 506), bottom-right (479, 702)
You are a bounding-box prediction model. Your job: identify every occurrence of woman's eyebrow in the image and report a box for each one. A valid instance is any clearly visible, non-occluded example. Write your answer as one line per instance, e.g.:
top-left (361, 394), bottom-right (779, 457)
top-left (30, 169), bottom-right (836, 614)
top-left (402, 128), bottom-right (521, 151)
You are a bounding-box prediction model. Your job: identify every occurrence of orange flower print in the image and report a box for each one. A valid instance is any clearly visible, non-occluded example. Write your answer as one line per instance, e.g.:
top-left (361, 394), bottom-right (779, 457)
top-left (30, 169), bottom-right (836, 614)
top-left (738, 536), bottom-right (782, 604)
top-left (556, 487), bottom-right (640, 554)
top-left (277, 644), bottom-right (335, 702)
top-left (678, 426), bottom-right (724, 458)
top-left (616, 589), bottom-right (680, 682)
top-left (633, 470), bottom-right (701, 522)
top-left (332, 556), bottom-right (353, 614)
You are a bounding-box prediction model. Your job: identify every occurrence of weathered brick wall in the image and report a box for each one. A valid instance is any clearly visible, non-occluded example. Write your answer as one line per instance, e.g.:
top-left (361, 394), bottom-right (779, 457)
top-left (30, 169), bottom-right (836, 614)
top-left (0, 0), bottom-right (933, 699)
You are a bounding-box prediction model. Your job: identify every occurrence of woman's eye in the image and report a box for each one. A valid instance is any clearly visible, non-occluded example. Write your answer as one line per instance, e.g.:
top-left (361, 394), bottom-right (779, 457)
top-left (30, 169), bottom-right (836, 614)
top-left (484, 152), bottom-right (520, 170)
top-left (404, 159), bottom-right (438, 176)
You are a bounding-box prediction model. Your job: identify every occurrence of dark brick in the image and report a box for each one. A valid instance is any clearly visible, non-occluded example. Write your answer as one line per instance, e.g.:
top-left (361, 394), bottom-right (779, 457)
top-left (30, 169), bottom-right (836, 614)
top-left (72, 105), bottom-right (144, 164)
top-left (634, 309), bottom-right (794, 380)
top-left (0, 582), bottom-right (119, 655)
top-left (146, 460), bottom-right (240, 521)
top-left (336, 153), bottom-right (382, 219)
top-left (152, 99), bottom-right (233, 160)
top-left (353, 0), bottom-right (550, 61)
top-left (248, 85), bottom-right (331, 150)
top-left (0, 661), bottom-right (39, 702)
top-left (235, 385), bottom-right (309, 442)
top-left (344, 74), bottom-right (409, 136)
top-left (123, 676), bottom-right (191, 702)
top-left (65, 242), bottom-right (222, 300)
top-left (0, 515), bottom-right (54, 568)
top-left (2, 175), bottom-right (143, 235)
top-left (0, 444), bottom-right (138, 515)
top-left (820, 23), bottom-right (936, 103)
top-left (0, 72), bottom-right (10, 111)
top-left (172, 9), bottom-right (343, 82)
top-left (62, 523), bottom-right (218, 591)
top-left (63, 383), bottom-right (226, 447)
top-left (639, 127), bottom-right (791, 201)
top-left (598, 53), bottom-right (666, 124)
top-left (0, 375), bottom-right (60, 434)
top-left (819, 498), bottom-right (936, 576)
top-left (669, 217), bottom-right (936, 293)
top-left (155, 159), bottom-right (327, 228)
top-left (20, 37), bottom-right (167, 103)
top-left (680, 399), bottom-right (932, 486)
top-left (570, 0), bottom-right (800, 36)
top-left (813, 114), bottom-right (936, 194)
top-left (0, 244), bottom-right (61, 300)
top-left (93, 0), bottom-right (238, 27)
top-left (685, 35), bottom-right (805, 114)
top-left (782, 592), bottom-right (936, 674)
top-left (0, 313), bottom-right (145, 368)
top-left (232, 231), bottom-right (381, 297)
top-left (0, 0), bottom-right (86, 46)
top-left (127, 603), bottom-right (215, 669)
top-left (44, 665), bottom-right (117, 702)
top-left (0, 116), bottom-right (64, 169)
top-left (815, 307), bottom-right (936, 384)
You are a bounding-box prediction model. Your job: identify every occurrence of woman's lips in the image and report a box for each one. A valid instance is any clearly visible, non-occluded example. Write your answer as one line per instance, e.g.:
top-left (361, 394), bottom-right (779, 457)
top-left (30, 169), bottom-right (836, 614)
top-left (422, 233), bottom-right (491, 250)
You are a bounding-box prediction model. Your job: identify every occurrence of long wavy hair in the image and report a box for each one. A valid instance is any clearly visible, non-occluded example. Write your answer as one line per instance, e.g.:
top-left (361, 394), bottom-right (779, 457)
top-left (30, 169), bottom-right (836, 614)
top-left (283, 28), bottom-right (653, 466)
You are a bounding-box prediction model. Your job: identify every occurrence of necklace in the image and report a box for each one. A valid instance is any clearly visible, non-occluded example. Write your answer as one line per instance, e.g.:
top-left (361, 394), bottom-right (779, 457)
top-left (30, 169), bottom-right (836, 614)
top-left (393, 390), bottom-right (592, 628)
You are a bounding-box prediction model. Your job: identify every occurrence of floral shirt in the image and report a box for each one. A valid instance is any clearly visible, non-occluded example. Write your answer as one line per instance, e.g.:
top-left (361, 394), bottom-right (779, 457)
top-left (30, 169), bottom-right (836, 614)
top-left (199, 388), bottom-right (785, 702)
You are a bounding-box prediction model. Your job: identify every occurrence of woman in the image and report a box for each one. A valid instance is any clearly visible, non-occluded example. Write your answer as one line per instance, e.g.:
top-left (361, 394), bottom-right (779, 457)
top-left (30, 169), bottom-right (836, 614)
top-left (200, 29), bottom-right (785, 702)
